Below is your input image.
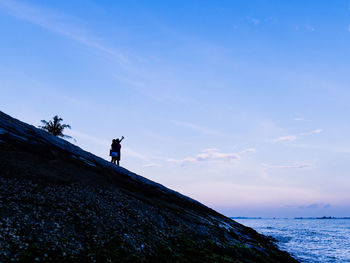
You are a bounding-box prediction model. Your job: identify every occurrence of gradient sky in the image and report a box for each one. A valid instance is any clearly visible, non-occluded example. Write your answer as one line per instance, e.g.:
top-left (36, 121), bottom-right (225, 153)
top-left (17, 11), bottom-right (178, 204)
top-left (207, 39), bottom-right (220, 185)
top-left (1, 0), bottom-right (350, 217)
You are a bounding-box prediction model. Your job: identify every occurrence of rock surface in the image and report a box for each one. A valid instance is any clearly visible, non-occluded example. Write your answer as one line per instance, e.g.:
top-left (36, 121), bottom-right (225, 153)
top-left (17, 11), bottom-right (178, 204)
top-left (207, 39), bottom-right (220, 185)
top-left (0, 111), bottom-right (299, 262)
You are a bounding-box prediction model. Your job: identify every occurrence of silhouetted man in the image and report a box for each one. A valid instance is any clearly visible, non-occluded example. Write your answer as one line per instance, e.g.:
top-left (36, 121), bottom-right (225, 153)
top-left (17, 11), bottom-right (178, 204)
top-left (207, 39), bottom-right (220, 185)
top-left (110, 136), bottom-right (124, 166)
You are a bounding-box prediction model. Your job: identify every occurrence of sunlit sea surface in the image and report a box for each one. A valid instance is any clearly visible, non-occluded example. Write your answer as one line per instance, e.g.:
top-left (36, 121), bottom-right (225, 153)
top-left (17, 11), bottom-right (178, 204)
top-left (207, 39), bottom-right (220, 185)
top-left (235, 218), bottom-right (350, 263)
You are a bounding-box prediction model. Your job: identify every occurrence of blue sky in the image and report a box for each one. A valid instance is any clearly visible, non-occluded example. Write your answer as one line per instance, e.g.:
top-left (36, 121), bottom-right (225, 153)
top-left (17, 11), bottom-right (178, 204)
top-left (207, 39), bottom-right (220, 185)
top-left (1, 0), bottom-right (350, 217)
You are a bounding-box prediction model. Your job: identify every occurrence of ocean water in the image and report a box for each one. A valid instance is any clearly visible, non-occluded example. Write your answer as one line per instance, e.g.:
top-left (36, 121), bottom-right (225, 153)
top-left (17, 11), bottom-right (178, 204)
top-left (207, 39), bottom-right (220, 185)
top-left (235, 218), bottom-right (350, 263)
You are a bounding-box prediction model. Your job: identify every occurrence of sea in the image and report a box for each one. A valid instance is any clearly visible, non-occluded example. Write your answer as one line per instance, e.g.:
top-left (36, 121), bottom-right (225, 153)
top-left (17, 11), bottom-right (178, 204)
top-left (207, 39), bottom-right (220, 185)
top-left (234, 218), bottom-right (350, 263)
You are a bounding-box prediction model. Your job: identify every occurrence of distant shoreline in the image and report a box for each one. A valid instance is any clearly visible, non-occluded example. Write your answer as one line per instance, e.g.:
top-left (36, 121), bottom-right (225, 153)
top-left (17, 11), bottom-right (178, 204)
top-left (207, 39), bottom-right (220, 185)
top-left (295, 216), bottom-right (350, 220)
top-left (231, 217), bottom-right (350, 220)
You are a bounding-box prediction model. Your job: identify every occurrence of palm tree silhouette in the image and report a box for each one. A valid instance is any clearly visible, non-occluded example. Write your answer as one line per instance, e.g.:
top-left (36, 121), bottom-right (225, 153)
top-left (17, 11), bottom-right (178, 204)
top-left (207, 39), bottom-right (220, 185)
top-left (39, 115), bottom-right (72, 139)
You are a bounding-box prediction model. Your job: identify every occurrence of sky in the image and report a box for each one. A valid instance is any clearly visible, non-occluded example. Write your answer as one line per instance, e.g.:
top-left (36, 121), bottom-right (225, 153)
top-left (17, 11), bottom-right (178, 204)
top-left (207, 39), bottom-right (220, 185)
top-left (1, 0), bottom-right (350, 217)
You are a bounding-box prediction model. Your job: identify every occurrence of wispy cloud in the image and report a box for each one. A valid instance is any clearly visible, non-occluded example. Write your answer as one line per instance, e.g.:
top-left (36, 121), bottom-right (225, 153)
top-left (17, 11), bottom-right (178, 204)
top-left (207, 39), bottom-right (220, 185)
top-left (263, 162), bottom-right (313, 169)
top-left (143, 163), bottom-right (161, 168)
top-left (272, 129), bottom-right (322, 143)
top-left (169, 148), bottom-right (256, 164)
top-left (306, 25), bottom-right (315, 32)
top-left (266, 16), bottom-right (278, 24)
top-left (294, 117), bottom-right (305, 121)
top-left (123, 147), bottom-right (152, 163)
top-left (171, 120), bottom-right (222, 136)
top-left (298, 203), bottom-right (331, 209)
top-left (247, 17), bottom-right (260, 25)
top-left (67, 130), bottom-right (110, 145)
top-left (272, 135), bottom-right (298, 143)
top-left (0, 0), bottom-right (197, 106)
top-left (0, 0), bottom-right (128, 65)
top-left (239, 148), bottom-right (257, 154)
top-left (299, 129), bottom-right (322, 136)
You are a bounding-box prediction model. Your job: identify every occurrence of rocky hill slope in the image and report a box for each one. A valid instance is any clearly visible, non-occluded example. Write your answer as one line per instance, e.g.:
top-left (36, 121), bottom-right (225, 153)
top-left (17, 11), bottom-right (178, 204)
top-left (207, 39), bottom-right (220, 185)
top-left (0, 111), bottom-right (299, 262)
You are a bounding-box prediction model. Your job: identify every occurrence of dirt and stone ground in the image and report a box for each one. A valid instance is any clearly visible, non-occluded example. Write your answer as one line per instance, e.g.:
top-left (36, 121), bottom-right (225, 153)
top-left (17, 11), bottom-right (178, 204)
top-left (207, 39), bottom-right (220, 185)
top-left (0, 111), bottom-right (299, 262)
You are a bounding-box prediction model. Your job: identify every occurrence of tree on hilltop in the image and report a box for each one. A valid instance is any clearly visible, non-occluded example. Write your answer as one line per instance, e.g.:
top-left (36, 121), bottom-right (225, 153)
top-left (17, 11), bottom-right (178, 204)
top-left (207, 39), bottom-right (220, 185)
top-left (39, 115), bottom-right (72, 139)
